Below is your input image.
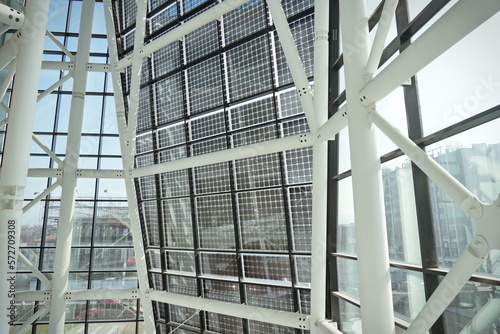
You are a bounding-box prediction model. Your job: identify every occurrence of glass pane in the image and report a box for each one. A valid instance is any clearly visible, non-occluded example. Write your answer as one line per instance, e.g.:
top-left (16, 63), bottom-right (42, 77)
top-left (337, 177), bottom-right (356, 254)
top-left (382, 157), bottom-right (421, 265)
top-left (442, 280), bottom-right (500, 333)
top-left (339, 298), bottom-right (362, 333)
top-left (94, 202), bottom-right (132, 246)
top-left (418, 13), bottom-right (500, 135)
top-left (242, 254), bottom-right (292, 286)
top-left (390, 268), bottom-right (425, 322)
top-left (166, 250), bottom-right (196, 275)
top-left (196, 194), bottom-right (235, 249)
top-left (337, 257), bottom-right (360, 300)
top-left (200, 252), bottom-right (238, 279)
top-left (427, 119), bottom-right (500, 276)
top-left (238, 189), bottom-right (287, 251)
top-left (92, 248), bottom-right (135, 270)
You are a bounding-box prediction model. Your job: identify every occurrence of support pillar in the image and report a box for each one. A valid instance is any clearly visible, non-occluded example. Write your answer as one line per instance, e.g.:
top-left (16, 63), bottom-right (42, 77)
top-left (0, 0), bottom-right (50, 332)
top-left (310, 0), bottom-right (329, 330)
top-left (339, 0), bottom-right (395, 332)
top-left (102, 0), bottom-right (156, 331)
top-left (48, 0), bottom-right (95, 332)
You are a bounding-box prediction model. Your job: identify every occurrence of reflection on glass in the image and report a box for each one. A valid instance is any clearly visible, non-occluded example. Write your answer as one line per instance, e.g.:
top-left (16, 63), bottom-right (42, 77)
top-left (339, 298), bottom-right (362, 334)
top-left (442, 280), bottom-right (500, 333)
top-left (337, 177), bottom-right (356, 255)
top-left (427, 120), bottom-right (500, 276)
top-left (92, 248), bottom-right (136, 271)
top-left (390, 268), bottom-right (425, 322)
top-left (382, 157), bottom-right (421, 265)
top-left (337, 257), bottom-right (359, 300)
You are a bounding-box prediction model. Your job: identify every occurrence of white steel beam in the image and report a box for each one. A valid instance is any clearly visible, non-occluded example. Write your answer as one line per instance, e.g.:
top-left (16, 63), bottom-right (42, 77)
top-left (0, 31), bottom-right (21, 71)
top-left (365, 0), bottom-right (398, 77)
top-left (147, 290), bottom-right (310, 330)
top-left (48, 0), bottom-right (95, 331)
top-left (32, 134), bottom-right (63, 165)
top-left (0, 117), bottom-right (7, 129)
top-left (0, 0), bottom-right (50, 332)
top-left (66, 288), bottom-right (139, 301)
top-left (266, 0), bottom-right (317, 132)
top-left (125, 0), bottom-right (147, 146)
top-left (360, 0), bottom-right (500, 106)
top-left (26, 168), bottom-right (61, 178)
top-left (0, 3), bottom-right (23, 29)
top-left (0, 23), bottom-right (12, 37)
top-left (37, 73), bottom-right (73, 102)
top-left (340, 0), bottom-right (395, 333)
top-left (40, 61), bottom-right (110, 72)
top-left (0, 59), bottom-right (16, 102)
top-left (46, 29), bottom-right (75, 61)
top-left (103, 0), bottom-right (156, 332)
top-left (13, 306), bottom-right (49, 334)
top-left (22, 181), bottom-right (61, 213)
top-left (460, 298), bottom-right (500, 334)
top-left (132, 132), bottom-right (313, 178)
top-left (315, 319), bottom-right (343, 334)
top-left (316, 105), bottom-right (348, 142)
top-left (14, 291), bottom-right (49, 302)
top-left (369, 108), bottom-right (500, 333)
top-left (17, 252), bottom-right (51, 287)
top-left (310, 0), bottom-right (330, 331)
top-left (114, 0), bottom-right (254, 71)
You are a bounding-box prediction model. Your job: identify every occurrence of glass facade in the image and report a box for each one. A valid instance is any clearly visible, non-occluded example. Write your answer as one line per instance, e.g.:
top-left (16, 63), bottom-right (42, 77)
top-left (0, 0), bottom-right (498, 333)
top-left (330, 1), bottom-right (500, 333)
top-left (112, 0), bottom-right (314, 332)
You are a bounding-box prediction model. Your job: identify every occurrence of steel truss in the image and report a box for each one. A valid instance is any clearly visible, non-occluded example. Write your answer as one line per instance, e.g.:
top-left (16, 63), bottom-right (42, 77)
top-left (0, 0), bottom-right (498, 333)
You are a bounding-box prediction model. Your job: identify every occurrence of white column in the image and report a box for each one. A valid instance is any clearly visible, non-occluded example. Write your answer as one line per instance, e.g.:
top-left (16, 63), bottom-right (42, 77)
top-left (310, 0), bottom-right (329, 329)
top-left (339, 0), bottom-right (395, 333)
top-left (0, 0), bottom-right (50, 332)
top-left (102, 0), bottom-right (156, 332)
top-left (48, 0), bottom-right (95, 332)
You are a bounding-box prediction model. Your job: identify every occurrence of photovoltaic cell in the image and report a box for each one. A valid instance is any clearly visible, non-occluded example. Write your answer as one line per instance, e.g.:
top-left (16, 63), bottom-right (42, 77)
top-left (195, 194), bottom-right (236, 249)
top-left (141, 200), bottom-right (160, 246)
top-left (165, 250), bottom-right (196, 274)
top-left (156, 121), bottom-right (186, 149)
top-left (288, 186), bottom-right (312, 251)
top-left (226, 35), bottom-right (273, 102)
top-left (281, 0), bottom-right (314, 18)
top-left (223, 0), bottom-right (267, 46)
top-left (229, 95), bottom-right (276, 131)
top-left (242, 254), bottom-right (292, 284)
top-left (193, 163), bottom-right (231, 195)
top-left (185, 20), bottom-right (220, 64)
top-left (189, 110), bottom-right (226, 141)
top-left (237, 189), bottom-right (287, 251)
top-left (200, 252), bottom-right (238, 279)
top-left (152, 41), bottom-right (182, 78)
top-left (154, 72), bottom-right (186, 126)
top-left (206, 313), bottom-right (244, 334)
top-left (187, 56), bottom-right (223, 113)
top-left (234, 154), bottom-right (282, 190)
top-left (149, 2), bottom-right (178, 34)
top-left (161, 170), bottom-right (190, 198)
top-left (162, 198), bottom-right (194, 248)
top-left (203, 279), bottom-right (241, 303)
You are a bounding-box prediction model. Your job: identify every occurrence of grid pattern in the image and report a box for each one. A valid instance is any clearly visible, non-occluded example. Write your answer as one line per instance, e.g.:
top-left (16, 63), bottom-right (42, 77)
top-left (112, 0), bottom-right (315, 332)
top-left (4, 1), bottom-right (144, 332)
